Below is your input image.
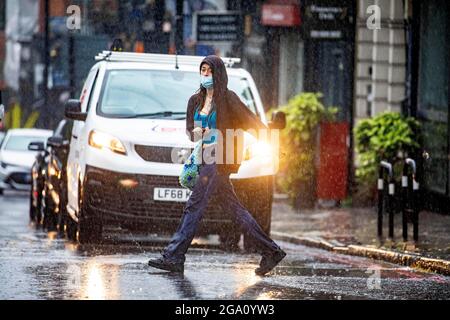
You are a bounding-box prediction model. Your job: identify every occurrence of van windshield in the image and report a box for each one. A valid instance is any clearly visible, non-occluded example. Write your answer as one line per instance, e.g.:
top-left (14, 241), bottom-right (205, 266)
top-left (98, 69), bottom-right (259, 118)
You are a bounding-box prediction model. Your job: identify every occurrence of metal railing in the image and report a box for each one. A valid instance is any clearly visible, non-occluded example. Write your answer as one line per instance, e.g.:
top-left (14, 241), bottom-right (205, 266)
top-left (377, 158), bottom-right (422, 242)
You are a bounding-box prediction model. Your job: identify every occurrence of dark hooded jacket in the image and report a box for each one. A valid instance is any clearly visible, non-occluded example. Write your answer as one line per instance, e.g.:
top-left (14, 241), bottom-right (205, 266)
top-left (185, 55), bottom-right (267, 175)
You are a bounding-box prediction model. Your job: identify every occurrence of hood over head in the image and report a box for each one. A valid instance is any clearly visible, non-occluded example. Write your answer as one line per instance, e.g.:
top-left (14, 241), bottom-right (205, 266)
top-left (199, 55), bottom-right (228, 98)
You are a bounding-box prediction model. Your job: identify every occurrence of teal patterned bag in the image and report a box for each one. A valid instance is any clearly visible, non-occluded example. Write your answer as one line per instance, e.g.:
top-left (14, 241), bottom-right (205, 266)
top-left (179, 141), bottom-right (202, 190)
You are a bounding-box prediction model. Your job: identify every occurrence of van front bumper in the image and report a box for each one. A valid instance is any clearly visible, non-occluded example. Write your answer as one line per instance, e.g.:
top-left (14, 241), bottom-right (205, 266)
top-left (83, 165), bottom-right (273, 235)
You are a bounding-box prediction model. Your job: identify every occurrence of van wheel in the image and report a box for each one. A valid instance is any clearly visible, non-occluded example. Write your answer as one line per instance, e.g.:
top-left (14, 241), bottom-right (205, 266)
top-left (42, 190), bottom-right (57, 231)
top-left (219, 230), bottom-right (241, 252)
top-left (243, 189), bottom-right (273, 253)
top-left (78, 217), bottom-right (102, 244)
top-left (29, 189), bottom-right (36, 222)
top-left (57, 210), bottom-right (66, 237)
top-left (66, 216), bottom-right (77, 241)
top-left (77, 182), bottom-right (102, 244)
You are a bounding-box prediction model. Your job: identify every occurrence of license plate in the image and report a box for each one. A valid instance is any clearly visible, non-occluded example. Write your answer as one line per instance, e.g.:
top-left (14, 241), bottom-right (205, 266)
top-left (153, 187), bottom-right (192, 202)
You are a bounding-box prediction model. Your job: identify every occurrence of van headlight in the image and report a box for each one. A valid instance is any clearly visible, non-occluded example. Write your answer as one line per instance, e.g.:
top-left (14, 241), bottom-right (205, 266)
top-left (244, 141), bottom-right (273, 161)
top-left (88, 130), bottom-right (127, 155)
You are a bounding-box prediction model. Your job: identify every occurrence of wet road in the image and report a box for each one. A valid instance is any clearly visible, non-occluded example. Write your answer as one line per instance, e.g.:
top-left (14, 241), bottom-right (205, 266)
top-left (1, 192), bottom-right (449, 300)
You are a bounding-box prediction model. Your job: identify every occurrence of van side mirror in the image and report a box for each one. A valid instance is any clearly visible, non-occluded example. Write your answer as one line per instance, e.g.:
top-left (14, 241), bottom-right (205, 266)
top-left (268, 111), bottom-right (286, 130)
top-left (28, 141), bottom-right (45, 152)
top-left (47, 136), bottom-right (64, 148)
top-left (65, 99), bottom-right (87, 121)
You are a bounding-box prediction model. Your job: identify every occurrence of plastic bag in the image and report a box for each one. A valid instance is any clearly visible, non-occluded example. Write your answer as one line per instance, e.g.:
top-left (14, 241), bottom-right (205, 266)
top-left (179, 140), bottom-right (202, 190)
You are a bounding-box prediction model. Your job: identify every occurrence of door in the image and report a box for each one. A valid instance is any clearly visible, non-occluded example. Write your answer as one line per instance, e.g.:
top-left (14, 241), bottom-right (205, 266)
top-left (304, 40), bottom-right (354, 200)
top-left (67, 67), bottom-right (98, 216)
top-left (304, 40), bottom-right (353, 122)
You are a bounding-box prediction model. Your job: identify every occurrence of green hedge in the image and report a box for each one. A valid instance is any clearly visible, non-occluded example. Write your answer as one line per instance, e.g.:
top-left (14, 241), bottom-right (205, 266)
top-left (354, 112), bottom-right (421, 202)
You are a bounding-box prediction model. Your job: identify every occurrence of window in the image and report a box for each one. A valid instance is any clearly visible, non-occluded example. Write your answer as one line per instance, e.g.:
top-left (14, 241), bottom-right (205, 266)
top-left (79, 68), bottom-right (98, 112)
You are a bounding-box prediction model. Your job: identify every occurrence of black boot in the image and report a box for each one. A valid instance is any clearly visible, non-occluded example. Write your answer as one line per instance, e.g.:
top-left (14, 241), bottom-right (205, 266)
top-left (255, 249), bottom-right (286, 276)
top-left (148, 257), bottom-right (184, 273)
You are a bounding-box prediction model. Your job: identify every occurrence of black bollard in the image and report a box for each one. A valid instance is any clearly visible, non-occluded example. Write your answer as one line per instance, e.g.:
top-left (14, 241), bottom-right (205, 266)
top-left (401, 162), bottom-right (410, 241)
top-left (378, 161), bottom-right (394, 239)
top-left (402, 158), bottom-right (419, 242)
top-left (377, 168), bottom-right (384, 237)
top-left (388, 175), bottom-right (395, 239)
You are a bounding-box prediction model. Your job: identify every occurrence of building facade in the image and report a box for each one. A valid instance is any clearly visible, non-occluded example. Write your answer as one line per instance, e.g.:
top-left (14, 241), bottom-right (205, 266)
top-left (354, 0), bottom-right (449, 212)
top-left (354, 0), bottom-right (406, 122)
top-left (408, 0), bottom-right (449, 212)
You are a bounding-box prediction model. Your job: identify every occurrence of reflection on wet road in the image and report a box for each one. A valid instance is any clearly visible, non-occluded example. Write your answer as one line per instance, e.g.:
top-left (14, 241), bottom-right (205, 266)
top-left (1, 192), bottom-right (449, 300)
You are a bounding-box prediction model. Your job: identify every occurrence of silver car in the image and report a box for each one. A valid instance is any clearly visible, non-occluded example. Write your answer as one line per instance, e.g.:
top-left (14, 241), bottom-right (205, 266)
top-left (0, 129), bottom-right (53, 195)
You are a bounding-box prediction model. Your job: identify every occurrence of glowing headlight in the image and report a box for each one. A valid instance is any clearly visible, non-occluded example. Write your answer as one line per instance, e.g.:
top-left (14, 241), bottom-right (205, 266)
top-left (88, 130), bottom-right (127, 155)
top-left (244, 141), bottom-right (273, 161)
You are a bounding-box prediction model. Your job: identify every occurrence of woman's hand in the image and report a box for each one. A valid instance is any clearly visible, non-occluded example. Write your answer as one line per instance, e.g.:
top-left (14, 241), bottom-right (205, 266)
top-left (193, 127), bottom-right (203, 134)
top-left (192, 127), bottom-right (203, 142)
top-left (193, 127), bottom-right (212, 141)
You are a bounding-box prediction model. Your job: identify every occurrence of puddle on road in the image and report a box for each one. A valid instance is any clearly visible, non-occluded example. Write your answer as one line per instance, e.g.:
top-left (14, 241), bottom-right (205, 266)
top-left (1, 205), bottom-right (449, 300)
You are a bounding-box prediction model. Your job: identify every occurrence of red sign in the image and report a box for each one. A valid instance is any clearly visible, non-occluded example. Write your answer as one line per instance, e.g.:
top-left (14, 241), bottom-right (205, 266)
top-left (261, 4), bottom-right (301, 27)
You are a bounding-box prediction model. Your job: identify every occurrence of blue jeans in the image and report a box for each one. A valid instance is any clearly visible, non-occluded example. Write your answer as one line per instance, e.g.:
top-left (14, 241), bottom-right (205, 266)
top-left (163, 163), bottom-right (281, 264)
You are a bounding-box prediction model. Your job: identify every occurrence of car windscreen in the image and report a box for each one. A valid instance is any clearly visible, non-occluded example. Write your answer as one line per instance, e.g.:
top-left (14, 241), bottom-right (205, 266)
top-left (3, 135), bottom-right (47, 152)
top-left (98, 69), bottom-right (259, 118)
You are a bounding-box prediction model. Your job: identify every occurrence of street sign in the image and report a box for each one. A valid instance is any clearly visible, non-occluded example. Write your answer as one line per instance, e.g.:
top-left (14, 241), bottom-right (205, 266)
top-left (303, 0), bottom-right (354, 40)
top-left (261, 4), bottom-right (301, 27)
top-left (193, 12), bottom-right (242, 43)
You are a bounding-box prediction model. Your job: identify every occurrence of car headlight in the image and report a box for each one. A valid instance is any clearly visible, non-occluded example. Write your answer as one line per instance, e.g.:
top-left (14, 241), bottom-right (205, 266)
top-left (88, 130), bottom-right (127, 155)
top-left (244, 141), bottom-right (273, 161)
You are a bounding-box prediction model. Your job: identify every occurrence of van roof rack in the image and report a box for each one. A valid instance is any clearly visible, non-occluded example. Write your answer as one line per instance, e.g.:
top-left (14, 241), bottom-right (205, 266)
top-left (95, 51), bottom-right (241, 68)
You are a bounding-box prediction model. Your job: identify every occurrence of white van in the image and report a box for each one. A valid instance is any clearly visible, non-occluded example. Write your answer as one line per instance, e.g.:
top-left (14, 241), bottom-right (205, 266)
top-left (64, 51), bottom-right (285, 247)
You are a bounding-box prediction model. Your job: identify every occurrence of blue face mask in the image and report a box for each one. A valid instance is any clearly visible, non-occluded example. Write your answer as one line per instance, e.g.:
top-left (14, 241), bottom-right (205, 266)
top-left (200, 75), bottom-right (214, 89)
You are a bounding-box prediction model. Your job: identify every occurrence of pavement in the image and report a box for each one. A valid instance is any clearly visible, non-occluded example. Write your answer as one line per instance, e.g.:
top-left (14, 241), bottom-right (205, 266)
top-left (270, 197), bottom-right (450, 276)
